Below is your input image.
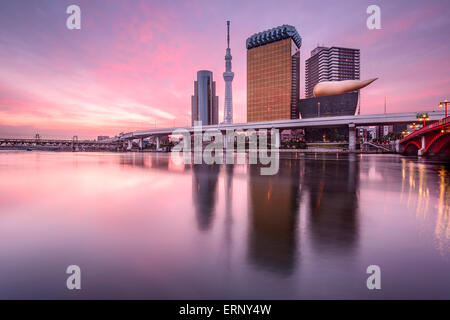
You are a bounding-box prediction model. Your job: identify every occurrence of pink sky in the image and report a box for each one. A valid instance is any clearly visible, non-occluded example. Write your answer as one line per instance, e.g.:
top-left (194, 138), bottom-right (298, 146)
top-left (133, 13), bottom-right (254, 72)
top-left (0, 0), bottom-right (449, 139)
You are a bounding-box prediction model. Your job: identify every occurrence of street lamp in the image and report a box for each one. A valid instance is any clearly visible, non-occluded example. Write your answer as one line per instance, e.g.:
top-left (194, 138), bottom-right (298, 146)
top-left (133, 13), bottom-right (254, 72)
top-left (317, 102), bottom-right (321, 117)
top-left (416, 113), bottom-right (429, 127)
top-left (439, 99), bottom-right (448, 118)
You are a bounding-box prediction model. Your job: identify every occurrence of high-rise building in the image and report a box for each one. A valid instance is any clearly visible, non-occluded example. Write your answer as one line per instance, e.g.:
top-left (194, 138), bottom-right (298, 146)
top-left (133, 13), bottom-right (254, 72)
top-left (191, 70), bottom-right (219, 126)
top-left (375, 125), bottom-right (393, 138)
top-left (246, 25), bottom-right (302, 122)
top-left (305, 46), bottom-right (360, 98)
top-left (223, 21), bottom-right (234, 124)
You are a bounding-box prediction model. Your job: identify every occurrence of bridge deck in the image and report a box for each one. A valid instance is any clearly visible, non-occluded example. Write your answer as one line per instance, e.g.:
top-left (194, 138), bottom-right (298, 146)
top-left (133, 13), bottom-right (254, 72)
top-left (400, 116), bottom-right (450, 143)
top-left (115, 111), bottom-right (445, 141)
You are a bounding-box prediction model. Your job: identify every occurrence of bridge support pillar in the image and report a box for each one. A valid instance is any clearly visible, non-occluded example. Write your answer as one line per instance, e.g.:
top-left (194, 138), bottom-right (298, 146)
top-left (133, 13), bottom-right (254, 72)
top-left (138, 138), bottom-right (144, 151)
top-left (127, 139), bottom-right (132, 151)
top-left (274, 130), bottom-right (280, 149)
top-left (156, 136), bottom-right (160, 151)
top-left (418, 136), bottom-right (426, 156)
top-left (395, 139), bottom-right (403, 153)
top-left (223, 133), bottom-right (227, 149)
top-left (348, 123), bottom-right (356, 152)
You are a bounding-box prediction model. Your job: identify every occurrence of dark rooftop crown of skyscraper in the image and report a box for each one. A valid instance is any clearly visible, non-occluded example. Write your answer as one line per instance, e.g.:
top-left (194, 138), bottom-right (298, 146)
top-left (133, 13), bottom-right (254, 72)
top-left (246, 24), bottom-right (302, 49)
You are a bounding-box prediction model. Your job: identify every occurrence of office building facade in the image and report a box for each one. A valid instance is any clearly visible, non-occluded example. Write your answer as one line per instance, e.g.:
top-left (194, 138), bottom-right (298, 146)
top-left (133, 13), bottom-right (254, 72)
top-left (305, 46), bottom-right (360, 98)
top-left (191, 70), bottom-right (219, 126)
top-left (299, 91), bottom-right (359, 119)
top-left (246, 25), bottom-right (302, 122)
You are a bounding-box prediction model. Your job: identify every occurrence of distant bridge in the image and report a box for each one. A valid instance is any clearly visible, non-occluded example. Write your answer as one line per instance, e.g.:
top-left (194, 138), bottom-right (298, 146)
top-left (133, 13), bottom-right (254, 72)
top-left (0, 138), bottom-right (120, 151)
top-left (111, 111), bottom-right (446, 152)
top-left (400, 116), bottom-right (450, 156)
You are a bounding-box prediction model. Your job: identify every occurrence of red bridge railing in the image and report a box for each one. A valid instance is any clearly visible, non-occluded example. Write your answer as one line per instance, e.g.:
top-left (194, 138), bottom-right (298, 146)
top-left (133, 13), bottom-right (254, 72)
top-left (400, 116), bottom-right (450, 143)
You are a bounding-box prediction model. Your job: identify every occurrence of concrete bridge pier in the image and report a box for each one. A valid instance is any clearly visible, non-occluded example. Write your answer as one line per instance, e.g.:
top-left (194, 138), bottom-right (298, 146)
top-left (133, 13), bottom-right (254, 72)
top-left (348, 123), bottom-right (356, 152)
top-left (274, 129), bottom-right (280, 148)
top-left (138, 138), bottom-right (144, 151)
top-left (418, 136), bottom-right (426, 156)
top-left (222, 133), bottom-right (227, 149)
top-left (127, 139), bottom-right (132, 151)
top-left (156, 136), bottom-right (160, 151)
top-left (395, 139), bottom-right (403, 153)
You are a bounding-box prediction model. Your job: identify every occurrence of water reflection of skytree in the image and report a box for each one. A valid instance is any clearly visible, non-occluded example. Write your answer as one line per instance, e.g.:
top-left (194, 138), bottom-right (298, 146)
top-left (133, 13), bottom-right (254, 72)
top-left (247, 159), bottom-right (302, 275)
top-left (222, 165), bottom-right (234, 272)
top-left (305, 154), bottom-right (359, 253)
top-left (192, 164), bottom-right (220, 231)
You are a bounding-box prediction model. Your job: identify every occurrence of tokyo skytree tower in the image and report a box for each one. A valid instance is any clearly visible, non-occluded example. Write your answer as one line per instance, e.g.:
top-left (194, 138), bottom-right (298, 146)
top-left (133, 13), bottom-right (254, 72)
top-left (223, 21), bottom-right (234, 124)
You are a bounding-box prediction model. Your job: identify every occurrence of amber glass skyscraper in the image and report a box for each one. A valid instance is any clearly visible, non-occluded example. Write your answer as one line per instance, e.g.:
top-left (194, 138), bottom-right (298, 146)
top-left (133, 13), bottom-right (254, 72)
top-left (246, 25), bottom-right (302, 122)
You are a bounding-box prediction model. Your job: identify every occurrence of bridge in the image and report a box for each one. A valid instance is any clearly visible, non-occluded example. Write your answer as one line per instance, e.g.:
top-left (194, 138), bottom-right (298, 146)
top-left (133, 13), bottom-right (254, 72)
top-left (2, 111), bottom-right (446, 153)
top-left (0, 137), bottom-right (121, 151)
top-left (111, 111), bottom-right (446, 152)
top-left (400, 116), bottom-right (450, 156)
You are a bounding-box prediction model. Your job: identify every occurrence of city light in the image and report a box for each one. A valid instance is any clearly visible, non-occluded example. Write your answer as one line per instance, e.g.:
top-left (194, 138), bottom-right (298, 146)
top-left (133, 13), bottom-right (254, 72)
top-left (416, 113), bottom-right (430, 127)
top-left (439, 99), bottom-right (448, 118)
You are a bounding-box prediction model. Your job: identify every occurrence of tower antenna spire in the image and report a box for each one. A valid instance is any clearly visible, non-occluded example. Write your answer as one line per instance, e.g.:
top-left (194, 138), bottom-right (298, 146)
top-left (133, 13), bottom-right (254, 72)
top-left (227, 20), bottom-right (230, 49)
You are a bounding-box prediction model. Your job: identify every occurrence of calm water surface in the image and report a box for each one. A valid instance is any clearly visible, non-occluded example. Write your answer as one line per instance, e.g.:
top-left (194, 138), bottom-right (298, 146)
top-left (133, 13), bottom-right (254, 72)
top-left (0, 151), bottom-right (449, 299)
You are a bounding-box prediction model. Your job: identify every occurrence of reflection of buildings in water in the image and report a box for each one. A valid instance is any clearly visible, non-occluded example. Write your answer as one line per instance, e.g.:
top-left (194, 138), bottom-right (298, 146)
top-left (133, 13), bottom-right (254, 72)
top-left (133, 153), bottom-right (145, 167)
top-left (400, 161), bottom-right (431, 218)
top-left (119, 153), bottom-right (151, 168)
top-left (305, 154), bottom-right (359, 253)
top-left (192, 164), bottom-right (220, 231)
top-left (223, 165), bottom-right (234, 271)
top-left (150, 154), bottom-right (170, 170)
top-left (403, 160), bottom-right (432, 216)
top-left (224, 165), bottom-right (234, 238)
top-left (400, 158), bottom-right (407, 201)
top-left (118, 153), bottom-right (190, 172)
top-left (401, 161), bottom-right (450, 256)
top-left (436, 167), bottom-right (450, 256)
top-left (416, 163), bottom-right (430, 218)
top-left (119, 153), bottom-right (137, 167)
top-left (247, 160), bottom-right (302, 275)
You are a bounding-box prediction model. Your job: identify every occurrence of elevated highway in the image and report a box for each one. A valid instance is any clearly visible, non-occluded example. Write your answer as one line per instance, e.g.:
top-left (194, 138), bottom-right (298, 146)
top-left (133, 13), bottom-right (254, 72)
top-left (111, 111), bottom-right (446, 152)
top-left (115, 111), bottom-right (445, 140)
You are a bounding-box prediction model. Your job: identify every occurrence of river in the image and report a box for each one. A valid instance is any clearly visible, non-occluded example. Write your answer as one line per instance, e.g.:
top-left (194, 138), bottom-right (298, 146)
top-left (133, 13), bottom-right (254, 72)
top-left (0, 151), bottom-right (449, 299)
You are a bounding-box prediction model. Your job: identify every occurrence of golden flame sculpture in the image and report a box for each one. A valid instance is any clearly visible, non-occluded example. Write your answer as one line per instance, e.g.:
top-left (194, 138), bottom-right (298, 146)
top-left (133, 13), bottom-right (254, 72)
top-left (313, 78), bottom-right (378, 97)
